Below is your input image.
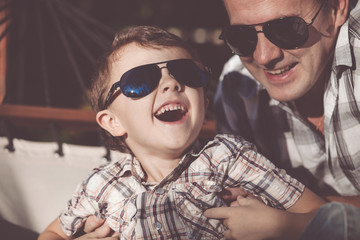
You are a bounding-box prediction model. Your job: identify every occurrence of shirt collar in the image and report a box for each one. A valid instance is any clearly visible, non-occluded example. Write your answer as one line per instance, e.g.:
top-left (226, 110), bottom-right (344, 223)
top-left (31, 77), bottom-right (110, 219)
top-left (115, 139), bottom-right (209, 183)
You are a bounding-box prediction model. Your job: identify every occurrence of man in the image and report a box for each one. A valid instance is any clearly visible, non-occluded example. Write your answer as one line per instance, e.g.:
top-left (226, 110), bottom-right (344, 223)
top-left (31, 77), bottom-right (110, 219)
top-left (77, 0), bottom-right (360, 239)
top-left (204, 0), bottom-right (360, 239)
top-left (214, 0), bottom-right (360, 202)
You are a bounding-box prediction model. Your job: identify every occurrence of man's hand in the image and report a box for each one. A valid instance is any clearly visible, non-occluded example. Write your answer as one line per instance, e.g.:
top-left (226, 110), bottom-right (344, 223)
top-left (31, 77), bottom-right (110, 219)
top-left (74, 216), bottom-right (119, 240)
top-left (204, 196), bottom-right (310, 240)
top-left (219, 187), bottom-right (263, 205)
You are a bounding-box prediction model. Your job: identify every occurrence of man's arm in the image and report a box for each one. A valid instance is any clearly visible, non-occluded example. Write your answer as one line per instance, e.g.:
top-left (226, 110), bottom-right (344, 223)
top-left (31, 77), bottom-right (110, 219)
top-left (326, 195), bottom-right (360, 208)
top-left (204, 197), bottom-right (316, 240)
top-left (38, 216), bottom-right (118, 240)
top-left (205, 187), bottom-right (325, 240)
top-left (38, 219), bottom-right (69, 240)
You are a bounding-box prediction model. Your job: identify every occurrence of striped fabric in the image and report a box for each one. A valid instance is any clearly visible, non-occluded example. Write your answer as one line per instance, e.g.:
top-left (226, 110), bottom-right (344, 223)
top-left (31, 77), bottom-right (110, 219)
top-left (59, 134), bottom-right (304, 239)
top-left (325, 0), bottom-right (360, 192)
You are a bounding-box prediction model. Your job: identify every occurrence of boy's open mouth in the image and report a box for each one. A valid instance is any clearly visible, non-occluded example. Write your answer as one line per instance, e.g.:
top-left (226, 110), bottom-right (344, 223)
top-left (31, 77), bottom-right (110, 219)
top-left (154, 103), bottom-right (187, 122)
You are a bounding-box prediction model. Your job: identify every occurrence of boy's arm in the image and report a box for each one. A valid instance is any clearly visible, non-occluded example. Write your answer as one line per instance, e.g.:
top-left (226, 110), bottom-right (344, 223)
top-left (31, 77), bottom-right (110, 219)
top-left (287, 187), bottom-right (326, 213)
top-left (38, 218), bottom-right (69, 240)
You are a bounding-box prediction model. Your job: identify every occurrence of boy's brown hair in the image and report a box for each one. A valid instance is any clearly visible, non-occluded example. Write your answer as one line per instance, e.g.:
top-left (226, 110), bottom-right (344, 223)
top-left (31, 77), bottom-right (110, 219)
top-left (90, 25), bottom-right (202, 152)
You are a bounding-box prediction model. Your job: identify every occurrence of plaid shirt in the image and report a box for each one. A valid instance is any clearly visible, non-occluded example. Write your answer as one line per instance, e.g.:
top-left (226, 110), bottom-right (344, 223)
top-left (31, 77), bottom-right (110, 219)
top-left (59, 134), bottom-right (304, 239)
top-left (214, 0), bottom-right (360, 196)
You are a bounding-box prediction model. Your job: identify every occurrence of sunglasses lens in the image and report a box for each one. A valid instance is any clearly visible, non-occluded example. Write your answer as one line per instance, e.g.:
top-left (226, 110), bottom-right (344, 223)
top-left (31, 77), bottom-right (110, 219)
top-left (264, 17), bottom-right (308, 49)
top-left (167, 59), bottom-right (209, 87)
top-left (221, 26), bottom-right (258, 56)
top-left (120, 65), bottom-right (160, 98)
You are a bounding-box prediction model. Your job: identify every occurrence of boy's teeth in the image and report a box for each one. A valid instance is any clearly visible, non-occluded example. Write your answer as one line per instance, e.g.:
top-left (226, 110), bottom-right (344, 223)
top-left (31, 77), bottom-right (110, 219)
top-left (155, 104), bottom-right (185, 116)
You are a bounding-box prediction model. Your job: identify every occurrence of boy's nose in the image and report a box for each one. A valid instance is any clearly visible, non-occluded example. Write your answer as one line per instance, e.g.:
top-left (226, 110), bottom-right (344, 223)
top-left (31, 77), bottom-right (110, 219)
top-left (159, 68), bottom-right (182, 93)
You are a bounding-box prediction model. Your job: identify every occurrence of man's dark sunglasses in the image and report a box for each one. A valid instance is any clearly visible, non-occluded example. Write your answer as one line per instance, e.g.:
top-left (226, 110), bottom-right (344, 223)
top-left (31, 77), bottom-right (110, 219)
top-left (103, 59), bottom-right (210, 108)
top-left (219, 0), bottom-right (326, 57)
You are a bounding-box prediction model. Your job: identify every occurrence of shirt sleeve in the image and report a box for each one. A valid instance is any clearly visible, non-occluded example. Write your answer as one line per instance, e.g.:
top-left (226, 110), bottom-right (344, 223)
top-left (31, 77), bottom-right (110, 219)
top-left (58, 175), bottom-right (102, 237)
top-left (217, 135), bottom-right (305, 210)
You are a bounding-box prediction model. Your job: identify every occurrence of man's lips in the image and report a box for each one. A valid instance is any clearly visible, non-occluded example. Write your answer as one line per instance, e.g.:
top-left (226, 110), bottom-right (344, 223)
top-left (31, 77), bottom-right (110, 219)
top-left (265, 63), bottom-right (297, 76)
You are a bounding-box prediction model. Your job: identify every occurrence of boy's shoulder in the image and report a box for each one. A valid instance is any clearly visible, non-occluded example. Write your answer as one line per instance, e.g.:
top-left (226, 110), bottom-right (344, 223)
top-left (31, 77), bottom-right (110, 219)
top-left (205, 134), bottom-right (256, 152)
top-left (82, 153), bottom-right (133, 189)
top-left (194, 134), bottom-right (257, 163)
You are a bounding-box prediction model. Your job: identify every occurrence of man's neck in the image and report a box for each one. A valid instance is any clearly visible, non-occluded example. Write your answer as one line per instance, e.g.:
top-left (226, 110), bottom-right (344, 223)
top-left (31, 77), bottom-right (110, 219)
top-left (294, 64), bottom-right (331, 118)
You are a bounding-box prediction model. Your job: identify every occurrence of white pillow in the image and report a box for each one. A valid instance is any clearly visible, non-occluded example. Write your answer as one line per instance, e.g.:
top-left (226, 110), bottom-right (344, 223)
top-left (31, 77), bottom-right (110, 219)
top-left (0, 137), bottom-right (121, 233)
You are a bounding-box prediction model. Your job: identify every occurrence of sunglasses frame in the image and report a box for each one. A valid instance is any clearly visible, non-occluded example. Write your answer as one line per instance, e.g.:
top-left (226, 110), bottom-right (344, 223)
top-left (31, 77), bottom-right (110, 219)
top-left (220, 0), bottom-right (326, 56)
top-left (103, 58), bottom-right (210, 109)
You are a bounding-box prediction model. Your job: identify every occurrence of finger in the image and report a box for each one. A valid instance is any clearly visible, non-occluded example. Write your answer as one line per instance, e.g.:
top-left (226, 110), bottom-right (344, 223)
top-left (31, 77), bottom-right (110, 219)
top-left (230, 200), bottom-right (240, 207)
top-left (204, 207), bottom-right (233, 219)
top-left (237, 196), bottom-right (255, 205)
top-left (223, 229), bottom-right (235, 240)
top-left (104, 237), bottom-right (120, 240)
top-left (220, 187), bottom-right (248, 201)
top-left (93, 223), bottom-right (113, 237)
top-left (83, 216), bottom-right (105, 233)
top-left (236, 196), bottom-right (264, 206)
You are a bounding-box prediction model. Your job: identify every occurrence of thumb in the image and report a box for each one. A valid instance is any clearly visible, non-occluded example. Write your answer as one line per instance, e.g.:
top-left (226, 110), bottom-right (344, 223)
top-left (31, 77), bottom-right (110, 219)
top-left (93, 223), bottom-right (112, 237)
top-left (204, 207), bottom-right (233, 219)
top-left (83, 215), bottom-right (105, 233)
top-left (236, 196), bottom-right (253, 206)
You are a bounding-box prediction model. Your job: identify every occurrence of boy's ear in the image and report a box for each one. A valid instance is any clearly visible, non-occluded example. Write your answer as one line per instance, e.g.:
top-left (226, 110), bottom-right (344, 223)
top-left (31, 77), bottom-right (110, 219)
top-left (96, 110), bottom-right (126, 137)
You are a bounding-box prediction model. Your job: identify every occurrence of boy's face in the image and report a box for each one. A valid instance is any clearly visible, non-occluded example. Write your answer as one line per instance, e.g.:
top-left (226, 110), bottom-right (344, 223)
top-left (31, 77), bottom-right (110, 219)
top-left (97, 43), bottom-right (207, 159)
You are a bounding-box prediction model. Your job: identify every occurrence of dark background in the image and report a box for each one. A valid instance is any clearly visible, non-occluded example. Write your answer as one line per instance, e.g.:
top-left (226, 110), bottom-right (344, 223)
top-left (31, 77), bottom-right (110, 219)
top-left (2, 0), bottom-right (234, 145)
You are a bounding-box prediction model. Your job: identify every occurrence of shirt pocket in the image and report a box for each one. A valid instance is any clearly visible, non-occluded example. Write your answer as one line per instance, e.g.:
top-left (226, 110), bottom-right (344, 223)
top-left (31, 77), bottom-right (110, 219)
top-left (173, 180), bottom-right (225, 214)
top-left (172, 180), bottom-right (227, 238)
top-left (105, 198), bottom-right (137, 238)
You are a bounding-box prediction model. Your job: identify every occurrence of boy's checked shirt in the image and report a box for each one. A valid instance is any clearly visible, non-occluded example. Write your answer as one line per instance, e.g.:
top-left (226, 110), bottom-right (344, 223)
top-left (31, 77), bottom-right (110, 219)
top-left (59, 134), bottom-right (304, 239)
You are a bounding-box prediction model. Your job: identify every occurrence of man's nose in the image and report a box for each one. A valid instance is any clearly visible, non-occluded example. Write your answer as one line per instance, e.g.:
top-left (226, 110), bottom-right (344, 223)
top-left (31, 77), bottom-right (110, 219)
top-left (252, 31), bottom-right (283, 66)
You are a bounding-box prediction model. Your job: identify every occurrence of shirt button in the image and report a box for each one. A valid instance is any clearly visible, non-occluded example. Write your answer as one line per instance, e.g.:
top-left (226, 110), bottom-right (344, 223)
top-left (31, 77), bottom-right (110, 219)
top-left (156, 188), bottom-right (164, 194)
top-left (154, 221), bottom-right (162, 230)
top-left (213, 185), bottom-right (222, 192)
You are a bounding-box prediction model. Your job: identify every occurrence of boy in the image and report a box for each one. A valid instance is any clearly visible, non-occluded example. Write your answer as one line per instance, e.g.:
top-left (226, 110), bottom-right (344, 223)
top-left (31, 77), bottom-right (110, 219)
top-left (38, 26), bottom-right (325, 240)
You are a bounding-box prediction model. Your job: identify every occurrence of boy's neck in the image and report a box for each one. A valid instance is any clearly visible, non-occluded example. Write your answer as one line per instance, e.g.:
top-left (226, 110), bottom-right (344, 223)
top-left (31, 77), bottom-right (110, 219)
top-left (136, 154), bottom-right (183, 183)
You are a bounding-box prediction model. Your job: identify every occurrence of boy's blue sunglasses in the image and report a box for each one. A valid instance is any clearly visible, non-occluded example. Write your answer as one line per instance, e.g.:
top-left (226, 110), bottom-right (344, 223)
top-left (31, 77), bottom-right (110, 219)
top-left (103, 58), bottom-right (210, 108)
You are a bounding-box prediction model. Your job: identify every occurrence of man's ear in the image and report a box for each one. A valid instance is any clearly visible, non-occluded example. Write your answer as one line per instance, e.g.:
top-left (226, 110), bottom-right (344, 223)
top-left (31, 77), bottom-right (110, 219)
top-left (332, 0), bottom-right (349, 27)
top-left (96, 110), bottom-right (126, 137)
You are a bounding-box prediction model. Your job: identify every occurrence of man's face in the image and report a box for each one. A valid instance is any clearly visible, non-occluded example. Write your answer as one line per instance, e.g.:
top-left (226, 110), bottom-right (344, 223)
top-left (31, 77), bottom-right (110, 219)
top-left (223, 0), bottom-right (345, 102)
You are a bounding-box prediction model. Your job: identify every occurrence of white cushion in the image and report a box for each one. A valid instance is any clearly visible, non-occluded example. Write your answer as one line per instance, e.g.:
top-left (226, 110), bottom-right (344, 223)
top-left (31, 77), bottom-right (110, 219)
top-left (0, 137), bottom-right (121, 233)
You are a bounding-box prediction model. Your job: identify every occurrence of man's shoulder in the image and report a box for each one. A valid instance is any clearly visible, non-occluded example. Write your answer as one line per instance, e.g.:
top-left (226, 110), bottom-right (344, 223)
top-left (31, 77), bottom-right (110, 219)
top-left (220, 55), bottom-right (254, 82)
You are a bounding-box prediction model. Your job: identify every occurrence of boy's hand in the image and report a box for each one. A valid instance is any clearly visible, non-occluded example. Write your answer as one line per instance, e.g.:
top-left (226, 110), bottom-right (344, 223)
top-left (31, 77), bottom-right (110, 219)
top-left (74, 216), bottom-right (119, 239)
